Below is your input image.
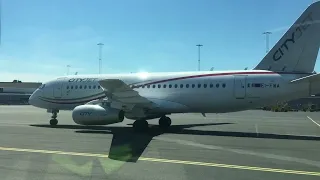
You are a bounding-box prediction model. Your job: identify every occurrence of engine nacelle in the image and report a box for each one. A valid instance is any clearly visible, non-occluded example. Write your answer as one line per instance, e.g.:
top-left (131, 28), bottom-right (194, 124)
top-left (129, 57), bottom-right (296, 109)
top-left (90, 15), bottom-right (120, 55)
top-left (72, 105), bottom-right (125, 125)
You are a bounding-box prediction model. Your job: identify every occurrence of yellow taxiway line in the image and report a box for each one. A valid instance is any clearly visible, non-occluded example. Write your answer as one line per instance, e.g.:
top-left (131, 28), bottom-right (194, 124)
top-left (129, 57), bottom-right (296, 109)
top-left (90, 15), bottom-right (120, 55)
top-left (0, 146), bottom-right (319, 176)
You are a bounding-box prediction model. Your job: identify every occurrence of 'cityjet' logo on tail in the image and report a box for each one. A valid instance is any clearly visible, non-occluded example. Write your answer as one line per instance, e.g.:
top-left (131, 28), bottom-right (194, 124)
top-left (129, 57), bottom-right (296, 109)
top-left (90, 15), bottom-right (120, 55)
top-left (273, 13), bottom-right (313, 61)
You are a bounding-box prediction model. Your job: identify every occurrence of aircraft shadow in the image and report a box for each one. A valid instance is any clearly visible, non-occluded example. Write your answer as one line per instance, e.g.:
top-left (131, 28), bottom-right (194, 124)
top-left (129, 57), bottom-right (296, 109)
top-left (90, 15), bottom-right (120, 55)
top-left (29, 123), bottom-right (231, 162)
top-left (30, 122), bottom-right (320, 162)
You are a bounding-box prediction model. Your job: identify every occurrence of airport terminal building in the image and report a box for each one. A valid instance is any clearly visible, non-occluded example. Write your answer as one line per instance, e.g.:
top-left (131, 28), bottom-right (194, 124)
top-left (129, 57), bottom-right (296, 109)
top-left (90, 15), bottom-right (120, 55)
top-left (0, 82), bottom-right (41, 104)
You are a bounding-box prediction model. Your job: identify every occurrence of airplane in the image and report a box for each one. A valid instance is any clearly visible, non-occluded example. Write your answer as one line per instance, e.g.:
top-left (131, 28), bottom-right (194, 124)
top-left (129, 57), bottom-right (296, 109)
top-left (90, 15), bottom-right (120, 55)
top-left (29, 2), bottom-right (320, 132)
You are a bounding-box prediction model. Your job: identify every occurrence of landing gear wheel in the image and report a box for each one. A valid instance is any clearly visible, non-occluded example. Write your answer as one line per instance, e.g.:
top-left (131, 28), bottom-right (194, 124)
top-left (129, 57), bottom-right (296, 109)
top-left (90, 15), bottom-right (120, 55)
top-left (133, 120), bottom-right (149, 132)
top-left (49, 110), bottom-right (59, 126)
top-left (159, 116), bottom-right (171, 130)
top-left (50, 119), bottom-right (58, 126)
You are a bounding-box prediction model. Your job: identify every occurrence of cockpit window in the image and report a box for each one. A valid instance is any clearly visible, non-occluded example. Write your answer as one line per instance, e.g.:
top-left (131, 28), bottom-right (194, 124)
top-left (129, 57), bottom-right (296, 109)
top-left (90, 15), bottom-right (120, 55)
top-left (39, 84), bottom-right (45, 89)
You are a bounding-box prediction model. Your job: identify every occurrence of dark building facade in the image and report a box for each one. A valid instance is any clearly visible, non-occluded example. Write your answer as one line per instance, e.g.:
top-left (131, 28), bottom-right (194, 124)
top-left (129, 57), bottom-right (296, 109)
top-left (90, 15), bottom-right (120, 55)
top-left (0, 82), bottom-right (41, 105)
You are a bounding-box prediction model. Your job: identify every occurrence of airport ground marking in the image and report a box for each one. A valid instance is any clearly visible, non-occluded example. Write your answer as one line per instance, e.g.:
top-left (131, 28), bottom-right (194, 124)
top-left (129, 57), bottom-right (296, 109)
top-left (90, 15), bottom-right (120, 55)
top-left (0, 146), bottom-right (319, 176)
top-left (307, 116), bottom-right (320, 127)
top-left (255, 124), bottom-right (259, 137)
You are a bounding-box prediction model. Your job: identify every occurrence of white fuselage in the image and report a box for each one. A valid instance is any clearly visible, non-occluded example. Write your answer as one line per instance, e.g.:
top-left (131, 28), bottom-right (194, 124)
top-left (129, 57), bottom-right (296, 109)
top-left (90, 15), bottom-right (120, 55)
top-left (29, 70), bottom-right (315, 120)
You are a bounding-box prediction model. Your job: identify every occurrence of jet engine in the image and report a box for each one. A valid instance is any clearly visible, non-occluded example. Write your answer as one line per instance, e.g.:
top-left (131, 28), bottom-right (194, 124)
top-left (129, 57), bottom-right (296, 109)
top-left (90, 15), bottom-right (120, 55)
top-left (72, 105), bottom-right (125, 125)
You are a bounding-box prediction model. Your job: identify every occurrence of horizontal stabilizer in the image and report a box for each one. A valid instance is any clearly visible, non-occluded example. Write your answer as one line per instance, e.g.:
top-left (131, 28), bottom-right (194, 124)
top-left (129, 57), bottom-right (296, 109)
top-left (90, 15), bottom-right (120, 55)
top-left (290, 73), bottom-right (320, 84)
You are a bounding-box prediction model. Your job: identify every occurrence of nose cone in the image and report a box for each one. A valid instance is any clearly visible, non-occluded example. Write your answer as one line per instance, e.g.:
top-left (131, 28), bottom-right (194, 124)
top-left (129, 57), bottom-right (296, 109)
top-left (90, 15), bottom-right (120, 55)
top-left (28, 92), bottom-right (36, 106)
top-left (28, 90), bottom-right (41, 107)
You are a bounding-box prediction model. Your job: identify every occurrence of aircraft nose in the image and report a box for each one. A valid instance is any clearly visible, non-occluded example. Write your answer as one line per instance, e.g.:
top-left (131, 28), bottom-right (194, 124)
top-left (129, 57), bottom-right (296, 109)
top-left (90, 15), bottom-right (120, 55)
top-left (28, 90), bottom-right (40, 106)
top-left (28, 93), bottom-right (36, 105)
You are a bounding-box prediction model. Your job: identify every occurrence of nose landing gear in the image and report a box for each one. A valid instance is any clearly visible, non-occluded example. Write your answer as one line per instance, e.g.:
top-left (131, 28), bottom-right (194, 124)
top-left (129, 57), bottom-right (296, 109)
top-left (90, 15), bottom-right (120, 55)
top-left (49, 110), bottom-right (59, 126)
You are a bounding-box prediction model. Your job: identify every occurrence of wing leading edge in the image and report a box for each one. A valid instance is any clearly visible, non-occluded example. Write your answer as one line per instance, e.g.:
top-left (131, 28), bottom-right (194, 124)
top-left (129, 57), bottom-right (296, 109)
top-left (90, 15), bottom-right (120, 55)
top-left (98, 79), bottom-right (155, 109)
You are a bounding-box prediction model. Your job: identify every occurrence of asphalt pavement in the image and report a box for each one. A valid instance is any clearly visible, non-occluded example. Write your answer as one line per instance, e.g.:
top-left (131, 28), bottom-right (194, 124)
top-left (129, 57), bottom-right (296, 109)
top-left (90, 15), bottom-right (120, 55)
top-left (0, 105), bottom-right (319, 180)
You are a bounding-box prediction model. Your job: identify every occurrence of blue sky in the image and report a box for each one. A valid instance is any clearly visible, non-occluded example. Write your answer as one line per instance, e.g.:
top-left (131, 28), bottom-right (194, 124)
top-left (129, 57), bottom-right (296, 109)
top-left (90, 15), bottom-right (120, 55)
top-left (0, 0), bottom-right (317, 82)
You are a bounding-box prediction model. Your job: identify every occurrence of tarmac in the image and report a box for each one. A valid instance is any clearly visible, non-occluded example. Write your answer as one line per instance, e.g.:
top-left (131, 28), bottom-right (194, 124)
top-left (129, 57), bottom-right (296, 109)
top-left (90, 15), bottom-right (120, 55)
top-left (0, 105), bottom-right (319, 180)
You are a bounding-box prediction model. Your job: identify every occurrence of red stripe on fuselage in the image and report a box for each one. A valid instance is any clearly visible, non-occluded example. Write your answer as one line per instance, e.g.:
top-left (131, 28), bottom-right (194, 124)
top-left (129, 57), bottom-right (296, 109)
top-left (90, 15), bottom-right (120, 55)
top-left (138, 71), bottom-right (281, 86)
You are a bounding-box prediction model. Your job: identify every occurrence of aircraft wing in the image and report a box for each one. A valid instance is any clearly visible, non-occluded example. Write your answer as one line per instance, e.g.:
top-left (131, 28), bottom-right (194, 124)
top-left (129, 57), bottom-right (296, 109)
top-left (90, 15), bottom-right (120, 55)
top-left (98, 79), bottom-right (155, 109)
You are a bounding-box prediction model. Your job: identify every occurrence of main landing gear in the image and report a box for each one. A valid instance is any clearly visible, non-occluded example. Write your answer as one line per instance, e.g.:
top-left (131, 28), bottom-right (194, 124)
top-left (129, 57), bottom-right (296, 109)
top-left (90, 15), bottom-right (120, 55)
top-left (133, 116), bottom-right (172, 132)
top-left (49, 110), bottom-right (59, 126)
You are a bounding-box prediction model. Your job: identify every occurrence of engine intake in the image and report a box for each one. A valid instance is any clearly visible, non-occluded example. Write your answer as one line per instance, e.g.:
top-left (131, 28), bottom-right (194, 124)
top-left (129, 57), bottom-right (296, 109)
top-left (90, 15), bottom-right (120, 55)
top-left (72, 105), bottom-right (124, 125)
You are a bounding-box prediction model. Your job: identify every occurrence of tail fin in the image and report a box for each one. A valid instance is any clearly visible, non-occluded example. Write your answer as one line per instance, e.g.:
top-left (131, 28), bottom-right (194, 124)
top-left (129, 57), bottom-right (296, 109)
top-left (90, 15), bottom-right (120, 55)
top-left (254, 1), bottom-right (320, 73)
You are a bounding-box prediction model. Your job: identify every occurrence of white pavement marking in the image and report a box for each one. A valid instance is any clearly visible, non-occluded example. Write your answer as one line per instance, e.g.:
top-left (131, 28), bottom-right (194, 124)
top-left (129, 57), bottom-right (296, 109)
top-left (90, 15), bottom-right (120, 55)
top-left (0, 146), bottom-right (319, 176)
top-left (155, 137), bottom-right (320, 168)
top-left (307, 116), bottom-right (320, 127)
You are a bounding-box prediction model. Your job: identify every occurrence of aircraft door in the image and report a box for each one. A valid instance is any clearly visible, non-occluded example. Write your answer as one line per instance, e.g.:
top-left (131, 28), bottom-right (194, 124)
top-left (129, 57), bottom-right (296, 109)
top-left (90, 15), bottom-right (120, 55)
top-left (53, 79), bottom-right (63, 98)
top-left (234, 75), bottom-right (247, 99)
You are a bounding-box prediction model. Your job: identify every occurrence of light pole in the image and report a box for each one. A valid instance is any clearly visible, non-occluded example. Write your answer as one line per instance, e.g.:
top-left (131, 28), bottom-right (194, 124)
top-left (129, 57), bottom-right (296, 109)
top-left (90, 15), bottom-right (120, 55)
top-left (0, 0), bottom-right (2, 46)
top-left (67, 65), bottom-right (71, 75)
top-left (97, 43), bottom-right (104, 74)
top-left (196, 44), bottom-right (203, 71)
top-left (263, 32), bottom-right (272, 53)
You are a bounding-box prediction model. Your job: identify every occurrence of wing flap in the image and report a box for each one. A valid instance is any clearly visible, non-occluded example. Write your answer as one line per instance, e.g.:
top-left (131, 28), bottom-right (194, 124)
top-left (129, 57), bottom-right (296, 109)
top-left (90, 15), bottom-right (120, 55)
top-left (98, 79), bottom-right (154, 107)
top-left (99, 79), bottom-right (132, 92)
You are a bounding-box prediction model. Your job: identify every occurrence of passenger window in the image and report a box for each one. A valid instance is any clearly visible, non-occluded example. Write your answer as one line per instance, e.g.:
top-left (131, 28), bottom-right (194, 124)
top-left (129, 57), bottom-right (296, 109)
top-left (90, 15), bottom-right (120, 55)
top-left (153, 85), bottom-right (156, 88)
top-left (75, 85), bottom-right (78, 89)
top-left (216, 84), bottom-right (219, 88)
top-left (248, 83), bottom-right (250, 88)
top-left (163, 84), bottom-right (167, 88)
top-left (204, 84), bottom-right (207, 88)
top-left (93, 85), bottom-right (96, 89)
top-left (67, 86), bottom-right (69, 89)
top-left (210, 84), bottom-right (213, 88)
top-left (84, 85), bottom-right (87, 89)
top-left (169, 84), bottom-right (172, 88)
top-left (186, 84), bottom-right (189, 88)
top-left (88, 85), bottom-right (91, 89)
top-left (222, 83), bottom-right (226, 88)
top-left (192, 84), bottom-right (195, 88)
top-left (175, 84), bottom-right (178, 88)
top-left (71, 86), bottom-right (73, 89)
top-left (79, 85), bottom-right (82, 89)
top-left (180, 84), bottom-right (183, 88)
top-left (147, 85), bottom-right (150, 88)
top-left (142, 86), bottom-right (145, 88)
top-left (98, 86), bottom-right (101, 89)
top-left (198, 84), bottom-right (201, 88)
top-left (158, 84), bottom-right (161, 88)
